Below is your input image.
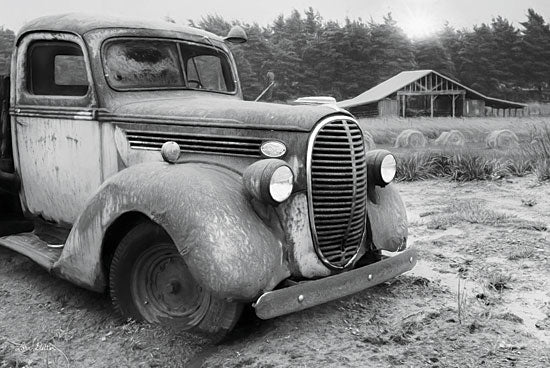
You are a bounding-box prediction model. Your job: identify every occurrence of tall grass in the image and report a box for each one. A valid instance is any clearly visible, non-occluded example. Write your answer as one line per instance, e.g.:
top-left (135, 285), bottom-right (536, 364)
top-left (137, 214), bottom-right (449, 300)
top-left (395, 150), bottom-right (509, 181)
top-left (383, 118), bottom-right (550, 182)
top-left (522, 124), bottom-right (550, 181)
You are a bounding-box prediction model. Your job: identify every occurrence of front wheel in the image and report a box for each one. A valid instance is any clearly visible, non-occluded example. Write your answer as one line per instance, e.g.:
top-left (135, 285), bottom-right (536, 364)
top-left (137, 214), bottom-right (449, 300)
top-left (109, 222), bottom-right (242, 339)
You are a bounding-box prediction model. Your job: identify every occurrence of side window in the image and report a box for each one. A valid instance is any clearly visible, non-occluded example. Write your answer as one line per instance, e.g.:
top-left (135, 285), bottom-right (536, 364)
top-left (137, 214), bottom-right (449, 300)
top-left (27, 41), bottom-right (89, 96)
top-left (186, 54), bottom-right (232, 92)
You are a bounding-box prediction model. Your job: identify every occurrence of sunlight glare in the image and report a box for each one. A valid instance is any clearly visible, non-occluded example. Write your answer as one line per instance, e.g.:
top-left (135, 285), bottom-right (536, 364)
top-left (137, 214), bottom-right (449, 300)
top-left (400, 9), bottom-right (439, 39)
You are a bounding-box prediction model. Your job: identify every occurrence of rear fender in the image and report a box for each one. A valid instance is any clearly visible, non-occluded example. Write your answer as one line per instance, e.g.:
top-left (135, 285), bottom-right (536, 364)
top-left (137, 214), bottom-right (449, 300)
top-left (367, 183), bottom-right (408, 252)
top-left (53, 162), bottom-right (291, 300)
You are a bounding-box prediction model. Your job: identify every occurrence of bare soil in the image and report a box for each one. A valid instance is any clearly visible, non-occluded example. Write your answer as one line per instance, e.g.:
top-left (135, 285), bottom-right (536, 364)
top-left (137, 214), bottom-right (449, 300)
top-left (1, 176), bottom-right (549, 367)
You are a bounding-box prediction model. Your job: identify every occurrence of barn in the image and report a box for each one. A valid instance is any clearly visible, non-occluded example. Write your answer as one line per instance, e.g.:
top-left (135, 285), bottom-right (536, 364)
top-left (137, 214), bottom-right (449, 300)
top-left (337, 70), bottom-right (527, 118)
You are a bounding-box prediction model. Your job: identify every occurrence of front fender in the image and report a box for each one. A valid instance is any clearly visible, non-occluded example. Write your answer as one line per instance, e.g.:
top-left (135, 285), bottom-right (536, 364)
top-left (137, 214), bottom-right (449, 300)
top-left (367, 183), bottom-right (408, 252)
top-left (53, 162), bottom-right (291, 300)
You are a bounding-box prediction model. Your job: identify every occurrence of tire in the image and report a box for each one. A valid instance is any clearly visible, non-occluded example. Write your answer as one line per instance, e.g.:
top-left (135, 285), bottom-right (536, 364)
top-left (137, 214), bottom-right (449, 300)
top-left (109, 222), bottom-right (243, 339)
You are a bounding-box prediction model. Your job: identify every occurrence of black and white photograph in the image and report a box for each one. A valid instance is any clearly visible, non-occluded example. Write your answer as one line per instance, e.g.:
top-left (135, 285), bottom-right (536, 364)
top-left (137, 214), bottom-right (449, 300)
top-left (0, 0), bottom-right (549, 366)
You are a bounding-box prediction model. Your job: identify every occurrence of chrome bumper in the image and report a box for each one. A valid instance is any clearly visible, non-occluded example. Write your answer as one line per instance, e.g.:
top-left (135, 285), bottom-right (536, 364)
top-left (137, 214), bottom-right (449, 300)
top-left (254, 248), bottom-right (418, 319)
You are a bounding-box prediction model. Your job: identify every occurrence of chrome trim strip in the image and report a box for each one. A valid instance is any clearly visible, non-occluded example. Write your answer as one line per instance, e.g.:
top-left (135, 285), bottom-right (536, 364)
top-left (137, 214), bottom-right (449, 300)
top-left (10, 106), bottom-right (96, 120)
top-left (306, 114), bottom-right (367, 270)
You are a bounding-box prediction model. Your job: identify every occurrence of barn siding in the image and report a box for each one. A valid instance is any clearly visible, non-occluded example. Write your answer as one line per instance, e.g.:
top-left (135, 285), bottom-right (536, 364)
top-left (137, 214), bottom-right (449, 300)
top-left (378, 99), bottom-right (398, 116)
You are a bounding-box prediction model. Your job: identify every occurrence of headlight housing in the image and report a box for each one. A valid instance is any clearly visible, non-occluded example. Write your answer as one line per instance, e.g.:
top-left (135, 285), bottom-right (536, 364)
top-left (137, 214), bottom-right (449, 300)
top-left (366, 149), bottom-right (397, 186)
top-left (243, 159), bottom-right (294, 204)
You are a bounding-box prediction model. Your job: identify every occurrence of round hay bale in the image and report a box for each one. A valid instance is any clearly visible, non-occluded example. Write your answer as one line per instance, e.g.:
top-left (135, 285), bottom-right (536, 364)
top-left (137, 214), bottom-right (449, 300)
top-left (434, 130), bottom-right (466, 147)
top-left (485, 129), bottom-right (519, 149)
top-left (363, 131), bottom-right (376, 151)
top-left (394, 129), bottom-right (427, 148)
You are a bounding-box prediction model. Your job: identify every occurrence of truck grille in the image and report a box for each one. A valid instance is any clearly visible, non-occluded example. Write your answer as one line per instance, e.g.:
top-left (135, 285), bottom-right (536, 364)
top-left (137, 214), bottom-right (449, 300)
top-left (125, 130), bottom-right (262, 158)
top-left (308, 117), bottom-right (367, 268)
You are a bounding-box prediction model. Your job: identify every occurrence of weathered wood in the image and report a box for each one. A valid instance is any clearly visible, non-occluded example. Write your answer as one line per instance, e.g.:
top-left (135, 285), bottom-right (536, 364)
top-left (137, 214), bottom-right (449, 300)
top-left (452, 95), bottom-right (459, 117)
top-left (397, 90), bottom-right (466, 96)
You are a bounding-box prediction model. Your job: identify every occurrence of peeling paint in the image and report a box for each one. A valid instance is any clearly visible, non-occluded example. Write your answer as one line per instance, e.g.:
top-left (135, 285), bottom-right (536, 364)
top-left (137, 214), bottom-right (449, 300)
top-left (276, 193), bottom-right (331, 278)
top-left (16, 117), bottom-right (102, 223)
top-left (53, 162), bottom-right (291, 300)
top-left (367, 183), bottom-right (409, 252)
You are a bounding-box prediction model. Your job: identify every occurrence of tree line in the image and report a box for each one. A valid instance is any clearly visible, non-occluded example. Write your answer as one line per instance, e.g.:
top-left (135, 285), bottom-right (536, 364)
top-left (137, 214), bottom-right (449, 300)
top-left (1, 8), bottom-right (549, 102)
top-left (191, 8), bottom-right (550, 103)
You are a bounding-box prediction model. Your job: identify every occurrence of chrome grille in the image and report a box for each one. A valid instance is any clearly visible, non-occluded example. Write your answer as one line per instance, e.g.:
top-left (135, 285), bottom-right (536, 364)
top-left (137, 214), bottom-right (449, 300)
top-left (125, 130), bottom-right (262, 158)
top-left (308, 117), bottom-right (367, 268)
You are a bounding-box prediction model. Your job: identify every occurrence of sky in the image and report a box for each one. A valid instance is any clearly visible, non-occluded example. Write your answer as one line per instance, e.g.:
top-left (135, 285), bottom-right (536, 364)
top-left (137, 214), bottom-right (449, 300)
top-left (1, 0), bottom-right (549, 38)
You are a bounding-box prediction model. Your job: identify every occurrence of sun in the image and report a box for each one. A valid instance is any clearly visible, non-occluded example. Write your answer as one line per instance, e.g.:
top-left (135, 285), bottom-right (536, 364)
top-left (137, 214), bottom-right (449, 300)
top-left (400, 9), bottom-right (439, 39)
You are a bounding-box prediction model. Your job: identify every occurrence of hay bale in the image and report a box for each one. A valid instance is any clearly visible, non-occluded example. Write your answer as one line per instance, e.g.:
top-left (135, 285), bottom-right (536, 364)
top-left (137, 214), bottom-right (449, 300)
top-left (363, 131), bottom-right (376, 151)
top-left (434, 130), bottom-right (466, 147)
top-left (394, 129), bottom-right (427, 148)
top-left (485, 129), bottom-right (519, 149)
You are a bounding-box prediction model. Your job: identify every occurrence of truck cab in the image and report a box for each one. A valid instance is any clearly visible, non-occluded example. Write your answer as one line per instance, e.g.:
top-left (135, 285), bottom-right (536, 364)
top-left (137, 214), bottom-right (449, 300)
top-left (0, 13), bottom-right (416, 338)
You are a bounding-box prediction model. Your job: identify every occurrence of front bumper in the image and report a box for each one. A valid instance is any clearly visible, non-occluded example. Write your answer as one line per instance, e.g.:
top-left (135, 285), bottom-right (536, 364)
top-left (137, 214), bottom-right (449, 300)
top-left (254, 248), bottom-right (418, 319)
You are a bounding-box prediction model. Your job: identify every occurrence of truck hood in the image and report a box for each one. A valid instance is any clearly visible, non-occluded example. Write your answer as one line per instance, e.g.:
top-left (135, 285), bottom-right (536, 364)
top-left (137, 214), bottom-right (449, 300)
top-left (107, 96), bottom-right (351, 132)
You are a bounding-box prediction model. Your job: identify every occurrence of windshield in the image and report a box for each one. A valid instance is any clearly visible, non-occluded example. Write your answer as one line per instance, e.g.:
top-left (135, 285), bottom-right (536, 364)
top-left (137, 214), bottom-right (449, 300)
top-left (103, 38), bottom-right (236, 93)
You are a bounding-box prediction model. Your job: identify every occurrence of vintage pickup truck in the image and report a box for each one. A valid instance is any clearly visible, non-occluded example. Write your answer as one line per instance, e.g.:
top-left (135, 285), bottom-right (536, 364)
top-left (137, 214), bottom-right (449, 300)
top-left (0, 13), bottom-right (416, 337)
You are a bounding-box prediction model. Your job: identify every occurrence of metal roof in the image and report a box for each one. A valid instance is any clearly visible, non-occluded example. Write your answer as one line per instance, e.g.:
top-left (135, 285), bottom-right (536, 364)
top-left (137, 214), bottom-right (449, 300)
top-left (338, 69), bottom-right (527, 109)
top-left (17, 13), bottom-right (221, 43)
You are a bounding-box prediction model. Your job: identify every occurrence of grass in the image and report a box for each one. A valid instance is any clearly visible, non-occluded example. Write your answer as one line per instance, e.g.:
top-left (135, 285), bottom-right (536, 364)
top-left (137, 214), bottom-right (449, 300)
top-left (426, 199), bottom-right (547, 231)
top-left (457, 278), bottom-right (468, 325)
top-left (359, 116), bottom-right (550, 182)
top-left (426, 200), bottom-right (511, 230)
top-left (507, 246), bottom-right (535, 261)
top-left (358, 116), bottom-right (548, 145)
top-left (485, 271), bottom-right (513, 292)
top-left (395, 150), bottom-right (510, 182)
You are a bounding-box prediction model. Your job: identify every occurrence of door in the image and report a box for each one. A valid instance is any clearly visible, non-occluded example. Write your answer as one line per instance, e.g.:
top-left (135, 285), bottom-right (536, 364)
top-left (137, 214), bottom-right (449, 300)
top-left (13, 33), bottom-right (102, 224)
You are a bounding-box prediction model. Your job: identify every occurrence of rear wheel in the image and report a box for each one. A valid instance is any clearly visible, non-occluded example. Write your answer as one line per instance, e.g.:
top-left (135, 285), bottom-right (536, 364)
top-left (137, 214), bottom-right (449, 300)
top-left (109, 222), bottom-right (242, 339)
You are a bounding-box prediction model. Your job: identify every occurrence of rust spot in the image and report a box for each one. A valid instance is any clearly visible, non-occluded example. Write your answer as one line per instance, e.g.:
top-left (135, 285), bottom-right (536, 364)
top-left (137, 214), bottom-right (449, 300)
top-left (66, 136), bottom-right (79, 144)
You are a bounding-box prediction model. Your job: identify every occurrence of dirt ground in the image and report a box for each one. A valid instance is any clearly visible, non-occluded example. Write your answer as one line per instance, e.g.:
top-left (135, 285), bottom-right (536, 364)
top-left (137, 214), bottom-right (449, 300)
top-left (1, 176), bottom-right (549, 368)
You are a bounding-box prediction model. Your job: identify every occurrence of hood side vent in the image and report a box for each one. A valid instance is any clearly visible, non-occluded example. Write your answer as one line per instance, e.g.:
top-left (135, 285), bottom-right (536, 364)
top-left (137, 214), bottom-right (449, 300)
top-left (125, 130), bottom-right (263, 158)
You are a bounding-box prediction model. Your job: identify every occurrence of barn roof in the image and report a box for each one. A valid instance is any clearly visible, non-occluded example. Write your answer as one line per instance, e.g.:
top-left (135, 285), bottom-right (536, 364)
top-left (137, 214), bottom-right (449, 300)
top-left (338, 70), bottom-right (526, 109)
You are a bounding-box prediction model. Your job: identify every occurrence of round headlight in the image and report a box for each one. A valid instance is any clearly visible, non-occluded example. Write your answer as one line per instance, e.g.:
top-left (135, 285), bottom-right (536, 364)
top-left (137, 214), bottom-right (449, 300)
top-left (269, 165), bottom-right (294, 202)
top-left (380, 154), bottom-right (397, 184)
top-left (260, 140), bottom-right (287, 158)
top-left (365, 149), bottom-right (397, 187)
top-left (243, 159), bottom-right (294, 205)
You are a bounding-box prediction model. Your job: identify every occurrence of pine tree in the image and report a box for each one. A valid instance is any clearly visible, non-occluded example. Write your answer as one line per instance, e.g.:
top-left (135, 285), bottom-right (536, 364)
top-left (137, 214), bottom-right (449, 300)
top-left (519, 9), bottom-right (550, 94)
top-left (368, 13), bottom-right (417, 84)
top-left (414, 37), bottom-right (456, 77)
top-left (0, 27), bottom-right (15, 75)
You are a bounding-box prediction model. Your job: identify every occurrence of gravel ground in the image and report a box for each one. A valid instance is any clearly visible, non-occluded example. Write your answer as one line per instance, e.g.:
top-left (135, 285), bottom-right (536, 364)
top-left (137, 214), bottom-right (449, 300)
top-left (1, 175), bottom-right (549, 367)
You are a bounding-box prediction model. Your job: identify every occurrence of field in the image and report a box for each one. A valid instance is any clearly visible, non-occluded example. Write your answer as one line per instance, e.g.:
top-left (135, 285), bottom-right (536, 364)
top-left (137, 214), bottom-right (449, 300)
top-left (358, 116), bottom-right (548, 146)
top-left (1, 175), bottom-right (549, 367)
top-left (358, 116), bottom-right (550, 182)
top-left (1, 117), bottom-right (549, 367)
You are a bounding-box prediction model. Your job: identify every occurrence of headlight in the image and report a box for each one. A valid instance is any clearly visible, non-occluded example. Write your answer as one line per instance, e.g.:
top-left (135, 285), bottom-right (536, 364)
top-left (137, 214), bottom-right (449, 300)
top-left (380, 154), bottom-right (397, 184)
top-left (269, 165), bottom-right (293, 202)
top-left (243, 159), bottom-right (294, 204)
top-left (366, 149), bottom-right (396, 187)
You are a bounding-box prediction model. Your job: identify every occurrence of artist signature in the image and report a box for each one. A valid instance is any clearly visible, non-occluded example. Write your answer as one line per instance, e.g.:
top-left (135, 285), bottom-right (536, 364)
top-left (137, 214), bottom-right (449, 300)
top-left (14, 342), bottom-right (57, 353)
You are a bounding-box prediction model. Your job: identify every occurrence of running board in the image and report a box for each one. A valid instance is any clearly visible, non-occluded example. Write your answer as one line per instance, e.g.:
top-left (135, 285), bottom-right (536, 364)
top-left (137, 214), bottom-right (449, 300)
top-left (0, 232), bottom-right (63, 271)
